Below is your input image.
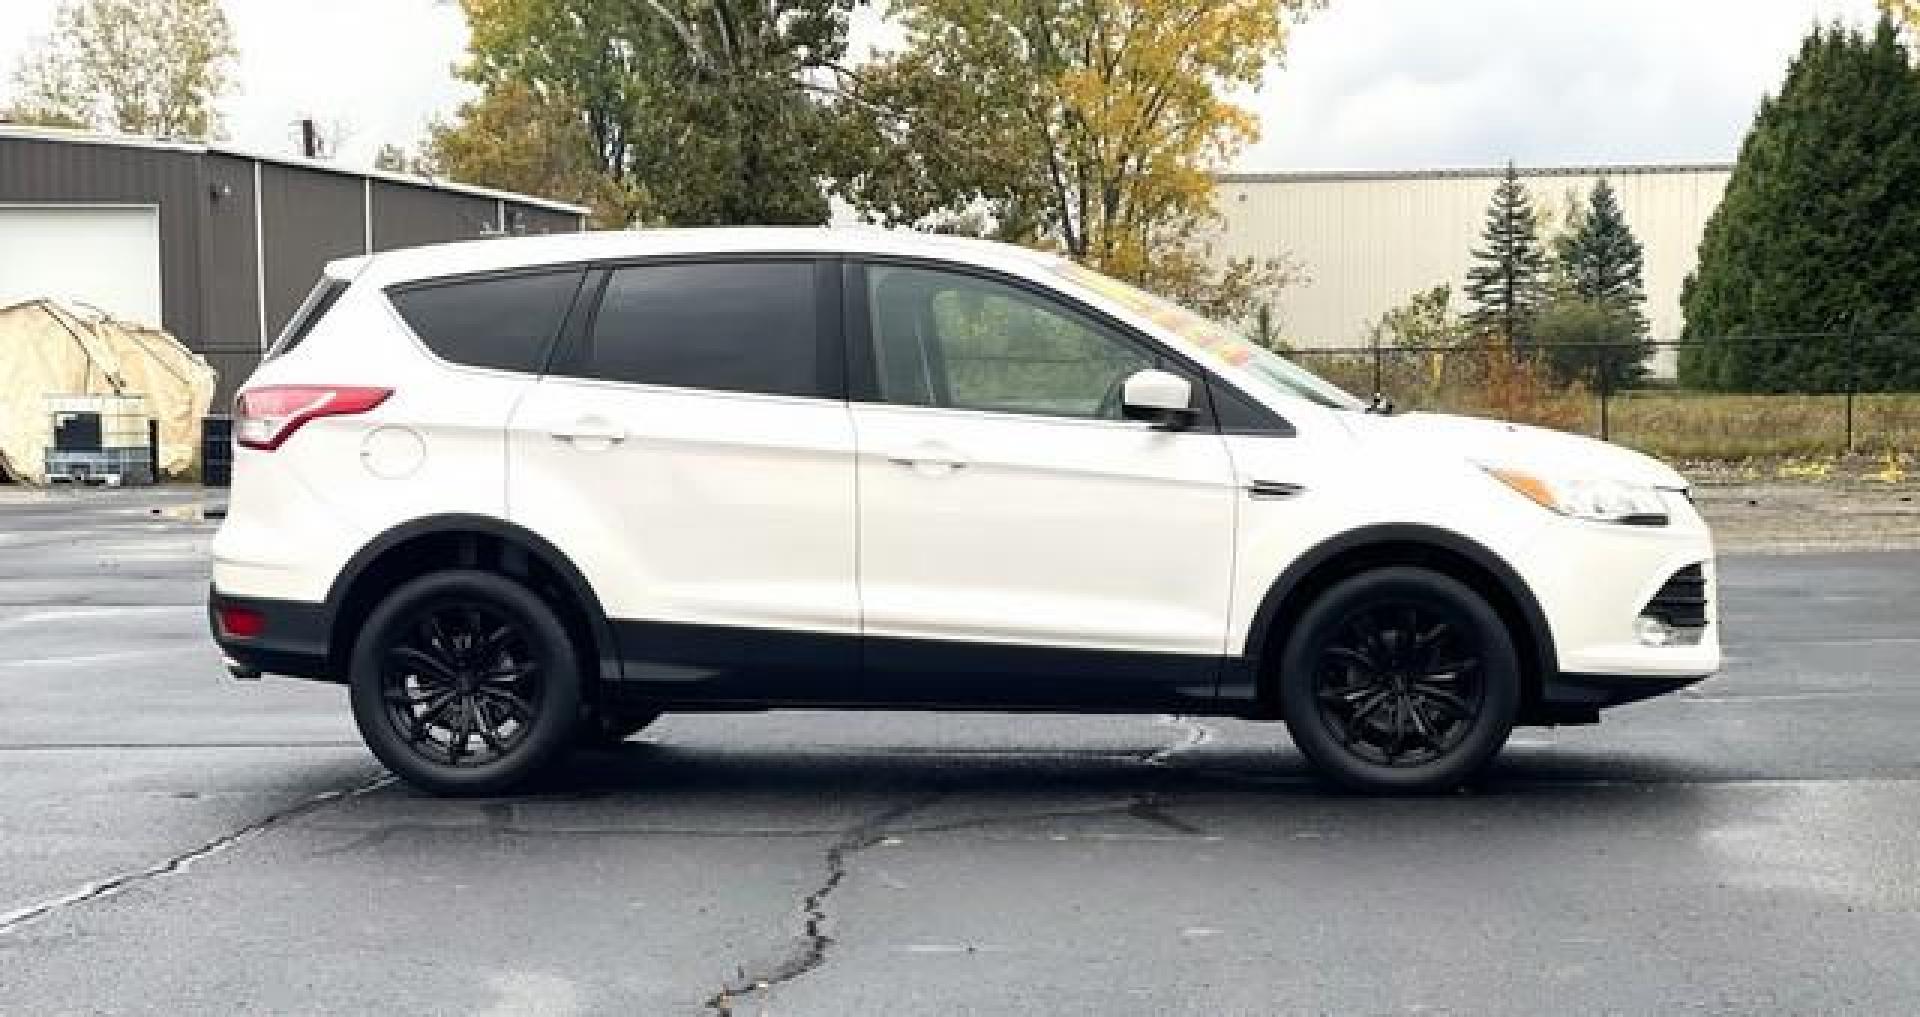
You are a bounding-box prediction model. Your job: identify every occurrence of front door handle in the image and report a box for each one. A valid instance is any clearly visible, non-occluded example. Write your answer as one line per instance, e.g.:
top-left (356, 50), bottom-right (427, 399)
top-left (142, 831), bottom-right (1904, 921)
top-left (884, 443), bottom-right (970, 474)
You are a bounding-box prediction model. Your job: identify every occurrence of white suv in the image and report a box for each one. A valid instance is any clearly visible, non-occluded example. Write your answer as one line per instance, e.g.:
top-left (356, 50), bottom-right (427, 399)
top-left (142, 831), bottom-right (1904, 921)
top-left (210, 228), bottom-right (1718, 795)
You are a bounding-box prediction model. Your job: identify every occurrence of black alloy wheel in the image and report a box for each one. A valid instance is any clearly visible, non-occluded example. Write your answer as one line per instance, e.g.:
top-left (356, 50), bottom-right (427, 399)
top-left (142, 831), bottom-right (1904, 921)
top-left (1279, 567), bottom-right (1519, 793)
top-left (380, 603), bottom-right (541, 767)
top-left (1312, 601), bottom-right (1486, 768)
top-left (350, 571), bottom-right (583, 795)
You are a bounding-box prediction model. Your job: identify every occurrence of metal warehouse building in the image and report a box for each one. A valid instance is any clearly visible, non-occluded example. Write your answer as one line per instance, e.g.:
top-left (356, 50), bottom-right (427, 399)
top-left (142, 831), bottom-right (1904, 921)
top-left (0, 126), bottom-right (589, 403)
top-left (1211, 164), bottom-right (1734, 359)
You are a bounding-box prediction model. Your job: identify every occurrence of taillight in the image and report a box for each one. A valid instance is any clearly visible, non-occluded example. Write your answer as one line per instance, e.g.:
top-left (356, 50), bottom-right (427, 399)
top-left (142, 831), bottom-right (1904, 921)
top-left (216, 605), bottom-right (266, 639)
top-left (234, 386), bottom-right (392, 451)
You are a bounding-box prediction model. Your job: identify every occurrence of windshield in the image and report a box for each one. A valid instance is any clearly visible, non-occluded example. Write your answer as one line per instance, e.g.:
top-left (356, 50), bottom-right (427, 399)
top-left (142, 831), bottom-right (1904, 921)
top-left (1050, 262), bottom-right (1366, 411)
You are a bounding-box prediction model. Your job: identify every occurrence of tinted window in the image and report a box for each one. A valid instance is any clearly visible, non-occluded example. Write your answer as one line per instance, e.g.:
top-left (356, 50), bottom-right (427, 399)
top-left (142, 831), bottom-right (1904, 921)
top-left (267, 278), bottom-right (347, 359)
top-left (390, 270), bottom-right (582, 373)
top-left (579, 262), bottom-right (821, 398)
top-left (867, 266), bottom-right (1153, 419)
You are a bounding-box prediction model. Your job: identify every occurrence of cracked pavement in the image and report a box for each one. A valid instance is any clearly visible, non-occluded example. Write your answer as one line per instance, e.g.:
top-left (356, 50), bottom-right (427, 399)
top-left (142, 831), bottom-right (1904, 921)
top-left (3, 488), bottom-right (1920, 1015)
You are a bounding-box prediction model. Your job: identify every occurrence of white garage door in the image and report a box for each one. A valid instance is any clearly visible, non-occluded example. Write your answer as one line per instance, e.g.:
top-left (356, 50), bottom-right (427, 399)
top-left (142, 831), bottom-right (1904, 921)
top-left (0, 205), bottom-right (162, 326)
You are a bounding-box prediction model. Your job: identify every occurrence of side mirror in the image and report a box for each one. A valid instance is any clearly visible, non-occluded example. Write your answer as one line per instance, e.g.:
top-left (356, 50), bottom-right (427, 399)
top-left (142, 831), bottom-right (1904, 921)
top-left (1121, 369), bottom-right (1197, 429)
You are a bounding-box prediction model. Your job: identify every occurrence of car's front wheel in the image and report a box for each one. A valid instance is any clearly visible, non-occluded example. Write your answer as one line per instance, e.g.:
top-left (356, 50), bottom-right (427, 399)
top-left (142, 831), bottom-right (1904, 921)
top-left (349, 570), bottom-right (583, 795)
top-left (1278, 567), bottom-right (1520, 793)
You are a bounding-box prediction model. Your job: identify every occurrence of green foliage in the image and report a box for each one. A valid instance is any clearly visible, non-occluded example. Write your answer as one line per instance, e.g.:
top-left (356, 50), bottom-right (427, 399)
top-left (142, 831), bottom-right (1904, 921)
top-left (1681, 19), bottom-right (1920, 392)
top-left (831, 0), bottom-right (1317, 320)
top-left (451, 0), bottom-right (857, 226)
top-left (1534, 297), bottom-right (1646, 390)
top-left (8, 0), bottom-right (237, 139)
top-left (1464, 164), bottom-right (1550, 345)
top-left (1370, 284), bottom-right (1468, 350)
top-left (1542, 178), bottom-right (1651, 388)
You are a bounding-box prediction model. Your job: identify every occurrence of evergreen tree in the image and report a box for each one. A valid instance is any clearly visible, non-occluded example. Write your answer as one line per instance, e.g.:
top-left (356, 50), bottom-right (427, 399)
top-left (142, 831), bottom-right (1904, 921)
top-left (1545, 179), bottom-right (1652, 388)
top-left (1681, 18), bottom-right (1920, 392)
top-left (1464, 164), bottom-right (1550, 347)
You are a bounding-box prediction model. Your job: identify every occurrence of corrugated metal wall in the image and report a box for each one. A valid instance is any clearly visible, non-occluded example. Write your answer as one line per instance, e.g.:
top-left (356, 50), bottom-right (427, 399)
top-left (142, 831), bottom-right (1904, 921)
top-left (261, 163), bottom-right (364, 336)
top-left (0, 133), bottom-right (589, 406)
top-left (1211, 166), bottom-right (1734, 360)
top-left (0, 137), bottom-right (205, 341)
top-left (370, 181), bottom-right (501, 252)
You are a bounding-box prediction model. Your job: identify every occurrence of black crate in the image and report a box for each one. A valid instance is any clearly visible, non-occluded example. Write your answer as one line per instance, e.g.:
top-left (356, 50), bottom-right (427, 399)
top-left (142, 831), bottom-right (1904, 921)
top-left (202, 415), bottom-right (233, 487)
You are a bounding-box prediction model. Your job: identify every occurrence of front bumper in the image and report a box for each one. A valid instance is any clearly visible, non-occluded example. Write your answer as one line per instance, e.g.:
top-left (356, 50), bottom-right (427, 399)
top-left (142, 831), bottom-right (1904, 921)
top-left (208, 587), bottom-right (334, 681)
top-left (1540, 670), bottom-right (1708, 714)
top-left (1518, 490), bottom-right (1721, 680)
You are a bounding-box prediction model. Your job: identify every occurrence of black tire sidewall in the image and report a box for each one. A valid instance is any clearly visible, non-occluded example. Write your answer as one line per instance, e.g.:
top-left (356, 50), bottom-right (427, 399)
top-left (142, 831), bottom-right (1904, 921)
top-left (1278, 567), bottom-right (1520, 794)
top-left (349, 570), bottom-right (584, 796)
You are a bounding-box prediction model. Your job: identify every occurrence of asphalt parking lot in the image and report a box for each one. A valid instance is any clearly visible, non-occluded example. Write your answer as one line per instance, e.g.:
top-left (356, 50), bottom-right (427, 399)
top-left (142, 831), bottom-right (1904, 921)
top-left (2, 489), bottom-right (1918, 1015)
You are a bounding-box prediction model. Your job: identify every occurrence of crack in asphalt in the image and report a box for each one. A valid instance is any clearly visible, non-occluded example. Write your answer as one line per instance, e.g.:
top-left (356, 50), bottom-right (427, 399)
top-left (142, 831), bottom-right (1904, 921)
top-left (0, 771), bottom-right (394, 937)
top-left (703, 792), bottom-right (945, 1017)
top-left (701, 717), bottom-right (1222, 1014)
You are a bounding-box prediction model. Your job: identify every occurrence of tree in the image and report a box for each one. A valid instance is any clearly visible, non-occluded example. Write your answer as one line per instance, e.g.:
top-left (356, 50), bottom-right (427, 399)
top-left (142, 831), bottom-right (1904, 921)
top-left (832, 0), bottom-right (1318, 321)
top-left (1681, 19), bottom-right (1920, 392)
top-left (1370, 284), bottom-right (1467, 350)
top-left (9, 0), bottom-right (237, 139)
top-left (1544, 178), bottom-right (1650, 388)
top-left (1884, 0), bottom-right (1919, 40)
top-left (1534, 298), bottom-right (1645, 390)
top-left (450, 0), bottom-right (856, 226)
top-left (1463, 164), bottom-right (1550, 346)
top-left (423, 80), bottom-right (636, 226)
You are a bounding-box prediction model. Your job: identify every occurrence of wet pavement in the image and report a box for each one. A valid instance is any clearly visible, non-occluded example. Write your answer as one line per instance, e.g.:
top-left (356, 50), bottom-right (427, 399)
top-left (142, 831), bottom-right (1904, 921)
top-left (1, 487), bottom-right (1917, 1015)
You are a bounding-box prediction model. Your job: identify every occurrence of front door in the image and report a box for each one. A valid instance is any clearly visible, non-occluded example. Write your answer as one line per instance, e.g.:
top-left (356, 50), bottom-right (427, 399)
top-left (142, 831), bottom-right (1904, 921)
top-left (847, 262), bottom-right (1239, 708)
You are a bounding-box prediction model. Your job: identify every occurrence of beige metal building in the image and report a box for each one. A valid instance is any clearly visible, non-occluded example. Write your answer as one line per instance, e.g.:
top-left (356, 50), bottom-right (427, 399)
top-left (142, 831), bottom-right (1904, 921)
top-left (1211, 164), bottom-right (1734, 359)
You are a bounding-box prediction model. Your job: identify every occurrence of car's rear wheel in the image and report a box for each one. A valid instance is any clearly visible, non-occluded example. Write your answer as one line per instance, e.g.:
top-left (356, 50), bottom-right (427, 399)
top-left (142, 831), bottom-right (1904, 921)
top-left (1278, 567), bottom-right (1520, 793)
top-left (349, 570), bottom-right (583, 795)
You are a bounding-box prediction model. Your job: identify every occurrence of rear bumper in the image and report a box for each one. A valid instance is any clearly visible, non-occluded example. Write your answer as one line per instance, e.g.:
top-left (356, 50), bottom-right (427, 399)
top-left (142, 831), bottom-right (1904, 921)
top-left (208, 587), bottom-right (335, 681)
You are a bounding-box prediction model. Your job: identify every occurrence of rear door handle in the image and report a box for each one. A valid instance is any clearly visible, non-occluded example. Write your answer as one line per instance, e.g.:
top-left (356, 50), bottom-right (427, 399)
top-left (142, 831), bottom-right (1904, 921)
top-left (551, 417), bottom-right (627, 447)
top-left (886, 455), bottom-right (968, 470)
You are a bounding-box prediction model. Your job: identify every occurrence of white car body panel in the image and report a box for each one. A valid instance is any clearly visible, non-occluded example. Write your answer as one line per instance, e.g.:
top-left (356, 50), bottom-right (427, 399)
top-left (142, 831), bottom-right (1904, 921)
top-left (851, 402), bottom-right (1237, 654)
top-left (505, 379), bottom-right (860, 637)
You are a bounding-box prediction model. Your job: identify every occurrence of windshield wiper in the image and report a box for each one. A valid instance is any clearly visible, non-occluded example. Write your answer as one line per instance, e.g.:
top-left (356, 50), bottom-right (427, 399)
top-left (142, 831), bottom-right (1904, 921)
top-left (1365, 393), bottom-right (1397, 415)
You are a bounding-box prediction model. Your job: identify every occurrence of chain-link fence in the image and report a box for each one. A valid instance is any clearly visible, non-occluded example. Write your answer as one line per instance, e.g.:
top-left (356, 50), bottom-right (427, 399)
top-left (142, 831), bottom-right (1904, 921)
top-left (1288, 333), bottom-right (1920, 459)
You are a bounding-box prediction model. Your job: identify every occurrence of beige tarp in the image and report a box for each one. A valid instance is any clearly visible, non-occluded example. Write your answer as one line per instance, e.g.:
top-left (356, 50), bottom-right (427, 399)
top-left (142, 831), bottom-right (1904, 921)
top-left (0, 300), bottom-right (217, 483)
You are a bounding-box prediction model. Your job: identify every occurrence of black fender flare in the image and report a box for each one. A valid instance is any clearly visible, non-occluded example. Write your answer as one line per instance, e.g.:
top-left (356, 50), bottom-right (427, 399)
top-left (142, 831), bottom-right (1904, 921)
top-left (1240, 523), bottom-right (1559, 700)
top-left (322, 513), bottom-right (618, 681)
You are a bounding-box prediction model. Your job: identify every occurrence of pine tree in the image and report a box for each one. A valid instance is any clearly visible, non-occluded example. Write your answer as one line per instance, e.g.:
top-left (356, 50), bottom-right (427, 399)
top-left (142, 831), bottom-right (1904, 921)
top-left (1544, 178), bottom-right (1652, 388)
top-left (1681, 18), bottom-right (1920, 392)
top-left (1465, 164), bottom-right (1550, 347)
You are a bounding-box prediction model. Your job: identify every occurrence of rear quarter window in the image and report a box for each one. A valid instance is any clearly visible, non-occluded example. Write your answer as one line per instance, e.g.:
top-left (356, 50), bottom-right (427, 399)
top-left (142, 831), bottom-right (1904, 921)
top-left (267, 278), bottom-right (348, 360)
top-left (388, 270), bottom-right (584, 374)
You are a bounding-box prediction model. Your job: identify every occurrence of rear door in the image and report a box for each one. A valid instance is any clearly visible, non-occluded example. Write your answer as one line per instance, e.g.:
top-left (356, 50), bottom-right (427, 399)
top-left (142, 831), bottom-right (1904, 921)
top-left (506, 258), bottom-right (861, 701)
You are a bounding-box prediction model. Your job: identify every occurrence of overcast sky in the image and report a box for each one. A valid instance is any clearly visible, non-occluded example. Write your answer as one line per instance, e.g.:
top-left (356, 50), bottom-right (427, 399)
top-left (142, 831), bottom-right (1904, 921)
top-left (0, 0), bottom-right (1890, 171)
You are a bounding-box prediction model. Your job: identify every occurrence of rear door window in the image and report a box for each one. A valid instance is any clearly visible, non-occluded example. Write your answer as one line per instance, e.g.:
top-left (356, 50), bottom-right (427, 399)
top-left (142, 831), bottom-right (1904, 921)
top-left (570, 261), bottom-right (824, 398)
top-left (389, 270), bottom-right (584, 374)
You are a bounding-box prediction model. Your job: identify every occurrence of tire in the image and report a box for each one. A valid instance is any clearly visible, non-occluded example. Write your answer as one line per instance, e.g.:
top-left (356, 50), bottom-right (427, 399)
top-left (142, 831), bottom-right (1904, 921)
top-left (348, 570), bottom-right (585, 796)
top-left (580, 709), bottom-right (662, 748)
top-left (1277, 567), bottom-right (1520, 794)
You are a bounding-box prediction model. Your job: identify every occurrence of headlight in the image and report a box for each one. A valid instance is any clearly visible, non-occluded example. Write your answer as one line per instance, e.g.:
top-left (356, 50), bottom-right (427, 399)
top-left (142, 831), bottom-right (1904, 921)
top-left (1481, 466), bottom-right (1671, 525)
